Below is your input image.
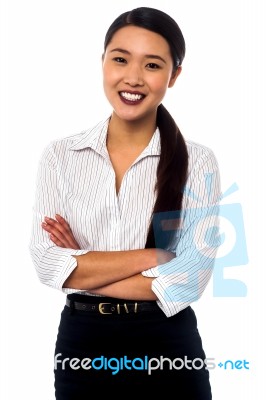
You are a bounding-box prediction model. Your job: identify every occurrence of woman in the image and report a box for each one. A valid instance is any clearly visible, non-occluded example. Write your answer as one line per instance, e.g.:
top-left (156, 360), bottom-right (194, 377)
top-left (29, 6), bottom-right (221, 398)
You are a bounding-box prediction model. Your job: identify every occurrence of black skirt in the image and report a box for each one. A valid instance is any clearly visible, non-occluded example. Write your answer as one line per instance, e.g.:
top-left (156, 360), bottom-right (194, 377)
top-left (54, 294), bottom-right (212, 398)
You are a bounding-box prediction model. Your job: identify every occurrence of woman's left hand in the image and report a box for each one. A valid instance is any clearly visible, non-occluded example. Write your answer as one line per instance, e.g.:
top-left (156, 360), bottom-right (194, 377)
top-left (41, 214), bottom-right (81, 249)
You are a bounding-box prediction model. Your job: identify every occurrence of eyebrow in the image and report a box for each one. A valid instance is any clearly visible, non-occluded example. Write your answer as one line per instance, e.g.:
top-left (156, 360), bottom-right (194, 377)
top-left (110, 48), bottom-right (167, 64)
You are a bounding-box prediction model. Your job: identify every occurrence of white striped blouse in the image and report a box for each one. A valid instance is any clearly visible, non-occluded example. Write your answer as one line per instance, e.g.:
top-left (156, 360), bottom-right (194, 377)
top-left (29, 116), bottom-right (221, 317)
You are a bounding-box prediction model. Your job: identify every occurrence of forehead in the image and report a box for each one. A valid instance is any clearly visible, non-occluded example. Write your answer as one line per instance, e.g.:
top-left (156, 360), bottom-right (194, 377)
top-left (107, 25), bottom-right (171, 56)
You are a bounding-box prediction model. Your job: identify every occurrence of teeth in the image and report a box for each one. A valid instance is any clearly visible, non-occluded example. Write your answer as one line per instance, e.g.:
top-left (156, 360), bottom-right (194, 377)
top-left (120, 92), bottom-right (143, 101)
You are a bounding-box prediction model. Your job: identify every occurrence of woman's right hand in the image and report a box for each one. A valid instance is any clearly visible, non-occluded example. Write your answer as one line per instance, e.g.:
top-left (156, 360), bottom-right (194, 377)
top-left (41, 214), bottom-right (81, 249)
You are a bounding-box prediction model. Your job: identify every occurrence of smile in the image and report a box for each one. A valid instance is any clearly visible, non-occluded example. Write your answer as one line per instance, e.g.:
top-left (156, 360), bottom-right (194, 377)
top-left (119, 92), bottom-right (145, 102)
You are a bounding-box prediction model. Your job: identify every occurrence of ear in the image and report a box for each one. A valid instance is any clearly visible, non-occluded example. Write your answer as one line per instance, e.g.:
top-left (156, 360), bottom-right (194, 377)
top-left (168, 66), bottom-right (182, 88)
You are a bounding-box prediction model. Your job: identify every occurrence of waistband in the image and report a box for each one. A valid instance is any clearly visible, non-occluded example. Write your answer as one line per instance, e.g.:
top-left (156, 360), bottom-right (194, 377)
top-left (66, 294), bottom-right (160, 315)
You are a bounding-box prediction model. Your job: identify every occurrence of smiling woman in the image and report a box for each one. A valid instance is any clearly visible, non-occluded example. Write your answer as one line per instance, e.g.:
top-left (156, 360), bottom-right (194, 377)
top-left (29, 6), bottom-right (221, 398)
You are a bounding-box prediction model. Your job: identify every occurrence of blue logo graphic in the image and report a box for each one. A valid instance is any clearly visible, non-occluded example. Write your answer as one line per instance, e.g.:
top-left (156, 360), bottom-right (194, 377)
top-left (152, 174), bottom-right (249, 300)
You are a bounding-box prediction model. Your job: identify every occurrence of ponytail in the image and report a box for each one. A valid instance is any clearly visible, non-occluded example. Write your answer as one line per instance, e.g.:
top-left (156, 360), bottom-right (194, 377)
top-left (145, 104), bottom-right (188, 249)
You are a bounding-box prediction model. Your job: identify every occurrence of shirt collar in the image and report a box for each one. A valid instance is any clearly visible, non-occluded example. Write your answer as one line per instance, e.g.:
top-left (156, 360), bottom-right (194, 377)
top-left (68, 117), bottom-right (110, 155)
top-left (68, 116), bottom-right (161, 157)
top-left (141, 127), bottom-right (161, 156)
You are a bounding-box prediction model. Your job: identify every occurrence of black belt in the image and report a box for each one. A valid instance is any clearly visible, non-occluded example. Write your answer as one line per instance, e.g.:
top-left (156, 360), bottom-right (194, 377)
top-left (66, 298), bottom-right (159, 315)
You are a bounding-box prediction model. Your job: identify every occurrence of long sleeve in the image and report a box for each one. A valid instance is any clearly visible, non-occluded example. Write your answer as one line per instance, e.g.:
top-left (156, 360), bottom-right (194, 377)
top-left (142, 143), bottom-right (221, 317)
top-left (29, 143), bottom-right (88, 291)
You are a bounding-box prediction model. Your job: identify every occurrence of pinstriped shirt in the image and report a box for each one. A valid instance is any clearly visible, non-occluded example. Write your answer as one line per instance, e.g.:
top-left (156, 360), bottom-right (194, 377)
top-left (29, 116), bottom-right (221, 317)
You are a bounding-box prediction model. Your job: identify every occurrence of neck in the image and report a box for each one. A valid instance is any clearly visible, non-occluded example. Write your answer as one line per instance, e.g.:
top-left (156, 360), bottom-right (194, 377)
top-left (107, 112), bottom-right (157, 148)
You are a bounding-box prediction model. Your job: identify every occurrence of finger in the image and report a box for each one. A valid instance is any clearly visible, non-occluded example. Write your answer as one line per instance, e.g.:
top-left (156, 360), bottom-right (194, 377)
top-left (42, 221), bottom-right (80, 249)
top-left (50, 234), bottom-right (66, 248)
top-left (42, 221), bottom-right (76, 247)
top-left (44, 217), bottom-right (75, 245)
top-left (55, 214), bottom-right (72, 232)
top-left (42, 222), bottom-right (70, 247)
top-left (48, 216), bottom-right (80, 249)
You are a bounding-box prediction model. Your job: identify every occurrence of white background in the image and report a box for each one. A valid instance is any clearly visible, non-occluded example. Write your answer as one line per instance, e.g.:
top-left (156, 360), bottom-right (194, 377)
top-left (0, 0), bottom-right (265, 398)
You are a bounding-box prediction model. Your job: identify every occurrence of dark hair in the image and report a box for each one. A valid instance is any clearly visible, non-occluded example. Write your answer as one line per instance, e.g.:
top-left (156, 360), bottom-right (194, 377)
top-left (104, 7), bottom-right (188, 249)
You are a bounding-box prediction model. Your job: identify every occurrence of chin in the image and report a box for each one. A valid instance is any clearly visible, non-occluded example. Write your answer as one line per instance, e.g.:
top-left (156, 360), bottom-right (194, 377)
top-left (115, 108), bottom-right (154, 123)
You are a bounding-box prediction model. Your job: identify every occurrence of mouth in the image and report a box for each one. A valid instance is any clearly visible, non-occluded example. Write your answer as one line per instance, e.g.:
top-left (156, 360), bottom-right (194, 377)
top-left (119, 91), bottom-right (145, 105)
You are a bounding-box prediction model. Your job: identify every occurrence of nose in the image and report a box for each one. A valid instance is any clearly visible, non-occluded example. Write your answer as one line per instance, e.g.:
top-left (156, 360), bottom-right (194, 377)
top-left (123, 64), bottom-right (144, 86)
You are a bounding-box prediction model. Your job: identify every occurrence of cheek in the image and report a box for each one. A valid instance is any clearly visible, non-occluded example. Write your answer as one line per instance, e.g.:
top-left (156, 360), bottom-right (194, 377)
top-left (147, 70), bottom-right (173, 91)
top-left (102, 70), bottom-right (115, 98)
top-left (149, 77), bottom-right (170, 96)
top-left (102, 68), bottom-right (111, 88)
top-left (103, 65), bottom-right (121, 86)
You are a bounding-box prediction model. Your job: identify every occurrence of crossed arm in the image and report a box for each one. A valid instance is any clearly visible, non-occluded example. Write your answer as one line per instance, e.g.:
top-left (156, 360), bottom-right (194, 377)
top-left (42, 214), bottom-right (175, 300)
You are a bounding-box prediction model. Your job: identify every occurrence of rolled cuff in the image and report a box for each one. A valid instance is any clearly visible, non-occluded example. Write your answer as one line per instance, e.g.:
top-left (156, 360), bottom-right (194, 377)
top-left (54, 248), bottom-right (89, 290)
top-left (30, 243), bottom-right (89, 291)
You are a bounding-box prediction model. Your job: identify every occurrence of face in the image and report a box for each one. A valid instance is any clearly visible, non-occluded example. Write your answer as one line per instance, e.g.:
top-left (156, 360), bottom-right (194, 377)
top-left (102, 25), bottom-right (181, 124)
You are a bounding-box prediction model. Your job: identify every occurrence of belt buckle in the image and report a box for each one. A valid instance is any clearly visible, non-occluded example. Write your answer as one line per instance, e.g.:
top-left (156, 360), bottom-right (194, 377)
top-left (99, 302), bottom-right (112, 314)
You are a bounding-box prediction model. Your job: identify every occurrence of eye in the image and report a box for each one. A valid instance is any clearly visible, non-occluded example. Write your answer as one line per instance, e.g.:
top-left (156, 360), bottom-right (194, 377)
top-left (146, 63), bottom-right (161, 70)
top-left (113, 57), bottom-right (127, 64)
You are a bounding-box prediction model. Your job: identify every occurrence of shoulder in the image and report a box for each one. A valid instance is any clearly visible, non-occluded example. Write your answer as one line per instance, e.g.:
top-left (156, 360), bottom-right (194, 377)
top-left (185, 139), bottom-right (220, 176)
top-left (186, 139), bottom-right (216, 158)
top-left (41, 117), bottom-right (109, 160)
